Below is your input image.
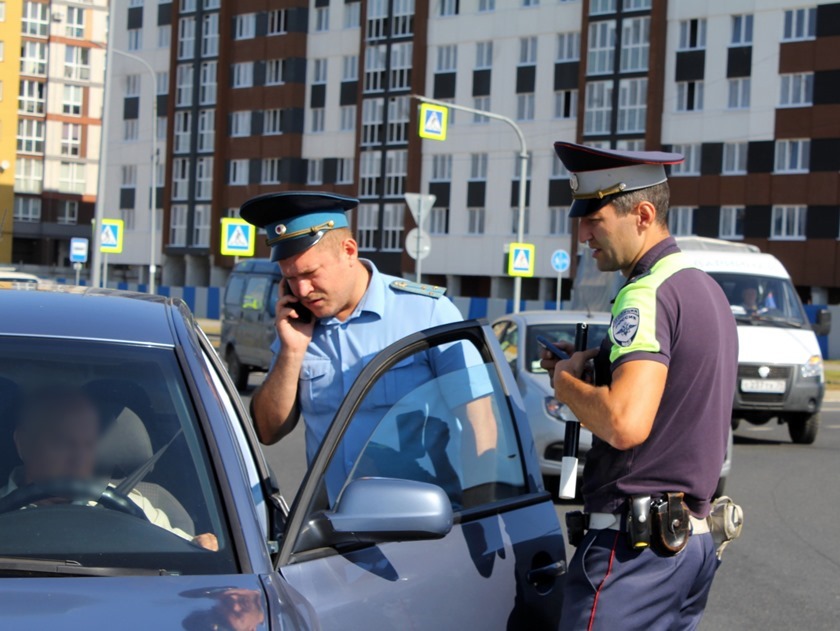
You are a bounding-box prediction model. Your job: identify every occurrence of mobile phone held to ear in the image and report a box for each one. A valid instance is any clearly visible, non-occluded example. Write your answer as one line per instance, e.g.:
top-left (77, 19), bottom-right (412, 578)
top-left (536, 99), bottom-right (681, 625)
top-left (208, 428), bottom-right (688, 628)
top-left (283, 280), bottom-right (313, 324)
top-left (536, 335), bottom-right (570, 360)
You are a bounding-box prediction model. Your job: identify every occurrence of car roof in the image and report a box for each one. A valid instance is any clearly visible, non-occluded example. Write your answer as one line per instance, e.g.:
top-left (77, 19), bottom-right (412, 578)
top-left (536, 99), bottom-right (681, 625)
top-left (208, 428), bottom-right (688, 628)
top-left (0, 285), bottom-right (181, 346)
top-left (492, 310), bottom-right (611, 326)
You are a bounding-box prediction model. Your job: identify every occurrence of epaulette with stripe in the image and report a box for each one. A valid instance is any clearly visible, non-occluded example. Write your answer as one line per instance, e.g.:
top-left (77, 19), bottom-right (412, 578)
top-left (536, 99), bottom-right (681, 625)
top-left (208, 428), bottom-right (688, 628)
top-left (390, 280), bottom-right (447, 298)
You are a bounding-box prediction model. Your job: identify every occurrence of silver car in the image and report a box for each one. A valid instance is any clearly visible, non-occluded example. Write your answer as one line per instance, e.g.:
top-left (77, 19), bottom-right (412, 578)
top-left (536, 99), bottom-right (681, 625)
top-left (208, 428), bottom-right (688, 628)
top-left (493, 310), bottom-right (732, 499)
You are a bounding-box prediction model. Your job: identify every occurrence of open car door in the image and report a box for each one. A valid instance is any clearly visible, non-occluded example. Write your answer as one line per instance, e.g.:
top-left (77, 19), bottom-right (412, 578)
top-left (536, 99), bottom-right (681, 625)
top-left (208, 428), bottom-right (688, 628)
top-left (278, 320), bottom-right (566, 629)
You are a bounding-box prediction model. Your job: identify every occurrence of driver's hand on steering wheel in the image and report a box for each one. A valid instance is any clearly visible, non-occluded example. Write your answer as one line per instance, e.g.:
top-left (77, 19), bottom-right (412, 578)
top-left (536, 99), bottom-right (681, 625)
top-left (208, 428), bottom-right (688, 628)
top-left (192, 532), bottom-right (219, 551)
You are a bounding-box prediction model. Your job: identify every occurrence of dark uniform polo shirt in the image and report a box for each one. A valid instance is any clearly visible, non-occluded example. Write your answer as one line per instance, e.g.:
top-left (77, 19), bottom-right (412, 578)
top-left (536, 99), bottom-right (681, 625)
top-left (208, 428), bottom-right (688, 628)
top-left (584, 237), bottom-right (738, 517)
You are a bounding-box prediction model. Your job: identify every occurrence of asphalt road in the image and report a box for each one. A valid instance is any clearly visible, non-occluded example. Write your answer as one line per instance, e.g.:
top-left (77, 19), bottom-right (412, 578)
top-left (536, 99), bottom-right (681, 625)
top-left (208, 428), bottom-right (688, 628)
top-left (243, 376), bottom-right (840, 629)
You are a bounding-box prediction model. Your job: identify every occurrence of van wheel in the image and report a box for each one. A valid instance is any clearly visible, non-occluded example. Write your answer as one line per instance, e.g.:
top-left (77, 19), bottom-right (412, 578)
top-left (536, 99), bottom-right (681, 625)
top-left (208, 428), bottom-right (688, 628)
top-left (787, 413), bottom-right (819, 445)
top-left (226, 348), bottom-right (250, 392)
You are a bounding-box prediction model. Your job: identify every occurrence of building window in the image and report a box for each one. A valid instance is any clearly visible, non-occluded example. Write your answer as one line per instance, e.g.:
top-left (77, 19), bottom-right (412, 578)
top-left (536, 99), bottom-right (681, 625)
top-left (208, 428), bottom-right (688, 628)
top-left (517, 93), bottom-right (535, 121)
top-left (20, 41), bottom-right (47, 76)
top-left (156, 71), bottom-right (169, 96)
top-left (62, 85), bottom-right (82, 116)
top-left (64, 46), bottom-right (91, 81)
top-left (523, 0), bottom-right (539, 6)
top-left (157, 116), bottom-right (167, 140)
top-left (333, 158), bottom-right (353, 184)
top-left (670, 144), bottom-right (701, 175)
top-left (264, 109), bottom-right (283, 135)
top-left (342, 55), bottom-right (358, 81)
top-left (623, 0), bottom-right (651, 9)
top-left (266, 59), bottom-right (284, 85)
top-left (519, 37), bottom-right (537, 66)
top-left (178, 17), bottom-right (195, 60)
top-left (554, 90), bottom-right (578, 119)
top-left (587, 20), bottom-right (616, 75)
top-left (385, 150), bottom-right (407, 197)
top-left (312, 59), bottom-right (328, 84)
top-left (478, 0), bottom-right (495, 12)
top-left (232, 62), bottom-right (253, 88)
top-left (199, 61), bottom-right (217, 105)
top-left (722, 142), bottom-right (748, 175)
top-left (783, 7), bottom-right (816, 41)
top-left (58, 201), bottom-right (79, 226)
top-left (124, 119), bottom-right (140, 142)
top-left (467, 208), bottom-right (486, 234)
top-left (128, 29), bottom-right (142, 51)
top-left (66, 6), bottom-right (85, 38)
top-left (17, 119), bottom-right (45, 154)
top-left (367, 0), bottom-right (388, 40)
top-left (171, 158), bottom-right (190, 200)
top-left (229, 159), bottom-right (249, 185)
top-left (364, 45), bottom-right (387, 93)
top-left (170, 205), bottom-right (187, 246)
top-left (58, 123), bottom-right (81, 157)
top-left (621, 17), bottom-right (649, 72)
top-left (158, 25), bottom-right (172, 48)
top-left (731, 14), bottom-right (753, 46)
top-left (668, 207), bottom-right (694, 236)
top-left (175, 64), bottom-right (193, 106)
top-left (382, 204), bottom-right (404, 251)
top-left (676, 81), bottom-right (704, 112)
top-left (549, 207), bottom-right (571, 236)
top-left (195, 158), bottom-right (212, 200)
top-left (13, 197), bottom-right (42, 222)
top-left (19, 80), bottom-right (46, 114)
top-left (193, 205), bottom-right (210, 247)
top-left (475, 42), bottom-right (493, 69)
top-left (678, 18), bottom-right (707, 51)
top-left (775, 139), bottom-right (810, 173)
top-left (344, 2), bottom-right (360, 29)
top-left (122, 165), bottom-right (137, 188)
top-left (361, 98), bottom-right (384, 146)
top-left (429, 207), bottom-right (449, 235)
top-left (392, 0), bottom-right (414, 37)
top-left (306, 159), bottom-right (323, 185)
top-left (617, 78), bottom-right (646, 133)
top-left (22, 1), bottom-right (49, 36)
top-left (552, 155), bottom-right (570, 179)
top-left (124, 74), bottom-right (140, 98)
top-left (268, 9), bottom-right (288, 35)
top-left (437, 45), bottom-right (458, 73)
top-left (584, 81), bottom-right (613, 135)
top-left (310, 108), bottom-right (325, 133)
top-left (779, 73), bottom-right (813, 107)
top-left (201, 13), bottom-right (219, 57)
top-left (357, 204), bottom-right (379, 251)
top-left (314, 6), bottom-right (329, 32)
top-left (431, 155), bottom-right (452, 181)
top-left (340, 105), bottom-right (356, 131)
top-left (590, 0), bottom-right (616, 14)
top-left (470, 153), bottom-right (488, 180)
top-left (510, 207), bottom-right (531, 235)
top-left (359, 151), bottom-right (381, 197)
top-left (120, 207), bottom-right (136, 231)
top-left (59, 162), bottom-right (86, 194)
top-left (14, 158), bottom-right (44, 194)
top-left (556, 32), bottom-right (580, 62)
top-left (261, 158), bottom-right (281, 184)
top-left (390, 43), bottom-right (413, 91)
top-left (387, 96), bottom-right (410, 144)
top-left (234, 13), bottom-right (256, 40)
top-left (230, 111), bottom-right (251, 137)
top-left (197, 109), bottom-right (214, 152)
top-left (473, 96), bottom-right (490, 123)
top-left (728, 77), bottom-right (751, 110)
top-left (771, 206), bottom-right (806, 240)
top-left (440, 0), bottom-right (459, 18)
top-left (719, 206), bottom-right (744, 239)
top-left (174, 111), bottom-right (192, 153)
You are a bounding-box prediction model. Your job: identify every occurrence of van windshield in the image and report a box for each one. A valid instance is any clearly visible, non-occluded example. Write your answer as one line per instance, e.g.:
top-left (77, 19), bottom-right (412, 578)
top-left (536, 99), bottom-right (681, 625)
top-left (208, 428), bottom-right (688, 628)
top-left (708, 273), bottom-right (807, 328)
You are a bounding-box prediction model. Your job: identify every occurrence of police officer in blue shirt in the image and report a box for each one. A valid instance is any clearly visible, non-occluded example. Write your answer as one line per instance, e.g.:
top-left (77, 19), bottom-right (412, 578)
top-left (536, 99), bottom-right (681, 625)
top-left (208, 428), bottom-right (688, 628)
top-left (541, 143), bottom-right (739, 630)
top-left (241, 192), bottom-right (497, 483)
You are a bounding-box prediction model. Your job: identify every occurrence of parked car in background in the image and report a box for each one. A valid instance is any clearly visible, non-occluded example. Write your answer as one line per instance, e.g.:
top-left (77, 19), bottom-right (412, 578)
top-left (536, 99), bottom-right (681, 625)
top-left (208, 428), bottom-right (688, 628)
top-left (493, 308), bottom-right (732, 498)
top-left (0, 268), bottom-right (41, 289)
top-left (0, 285), bottom-right (566, 629)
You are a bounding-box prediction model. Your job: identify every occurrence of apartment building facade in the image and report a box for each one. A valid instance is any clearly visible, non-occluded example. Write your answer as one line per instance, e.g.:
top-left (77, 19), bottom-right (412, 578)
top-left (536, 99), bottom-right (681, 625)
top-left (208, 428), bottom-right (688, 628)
top-left (13, 0), bottom-right (108, 267)
top-left (0, 0), bottom-right (22, 264)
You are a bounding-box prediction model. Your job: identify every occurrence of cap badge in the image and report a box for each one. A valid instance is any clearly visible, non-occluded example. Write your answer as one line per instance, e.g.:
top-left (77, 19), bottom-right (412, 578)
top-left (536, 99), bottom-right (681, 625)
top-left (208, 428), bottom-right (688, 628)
top-left (275, 224), bottom-right (287, 236)
top-left (570, 174), bottom-right (579, 192)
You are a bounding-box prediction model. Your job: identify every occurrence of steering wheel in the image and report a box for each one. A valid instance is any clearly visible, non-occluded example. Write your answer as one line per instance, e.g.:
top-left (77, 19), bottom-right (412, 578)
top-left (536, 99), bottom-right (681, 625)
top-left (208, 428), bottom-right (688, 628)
top-left (0, 478), bottom-right (149, 521)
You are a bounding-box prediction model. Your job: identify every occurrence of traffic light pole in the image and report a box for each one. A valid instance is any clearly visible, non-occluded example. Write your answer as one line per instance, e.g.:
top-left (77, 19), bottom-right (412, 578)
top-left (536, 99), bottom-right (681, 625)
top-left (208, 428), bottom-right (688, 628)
top-left (411, 95), bottom-right (529, 313)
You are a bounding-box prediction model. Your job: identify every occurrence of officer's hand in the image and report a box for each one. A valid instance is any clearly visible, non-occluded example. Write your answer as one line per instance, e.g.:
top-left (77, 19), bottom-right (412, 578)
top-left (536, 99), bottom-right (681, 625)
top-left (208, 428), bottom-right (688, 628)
top-left (539, 340), bottom-right (575, 380)
top-left (274, 283), bottom-right (315, 352)
top-left (543, 346), bottom-right (598, 393)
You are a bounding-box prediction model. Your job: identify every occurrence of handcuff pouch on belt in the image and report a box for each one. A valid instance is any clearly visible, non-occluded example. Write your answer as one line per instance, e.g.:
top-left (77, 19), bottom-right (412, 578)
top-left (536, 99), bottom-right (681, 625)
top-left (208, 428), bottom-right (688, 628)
top-left (651, 492), bottom-right (690, 555)
top-left (565, 511), bottom-right (589, 548)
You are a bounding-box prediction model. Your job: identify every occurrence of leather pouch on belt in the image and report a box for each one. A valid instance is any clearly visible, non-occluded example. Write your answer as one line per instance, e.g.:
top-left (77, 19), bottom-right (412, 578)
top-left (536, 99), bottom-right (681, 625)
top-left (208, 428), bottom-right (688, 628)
top-left (652, 492), bottom-right (690, 555)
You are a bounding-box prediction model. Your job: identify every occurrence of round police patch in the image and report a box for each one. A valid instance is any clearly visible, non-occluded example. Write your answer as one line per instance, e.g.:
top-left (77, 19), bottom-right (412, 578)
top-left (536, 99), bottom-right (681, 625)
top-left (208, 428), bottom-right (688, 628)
top-left (612, 307), bottom-right (640, 347)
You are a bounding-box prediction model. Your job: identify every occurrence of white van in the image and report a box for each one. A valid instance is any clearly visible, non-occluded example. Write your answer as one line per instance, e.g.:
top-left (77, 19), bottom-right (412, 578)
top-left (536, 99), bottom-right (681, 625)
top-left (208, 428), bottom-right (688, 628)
top-left (572, 237), bottom-right (829, 445)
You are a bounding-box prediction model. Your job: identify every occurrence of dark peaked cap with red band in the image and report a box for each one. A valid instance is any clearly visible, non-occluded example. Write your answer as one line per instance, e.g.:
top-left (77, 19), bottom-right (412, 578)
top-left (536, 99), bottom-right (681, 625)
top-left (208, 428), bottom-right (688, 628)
top-left (554, 142), bottom-right (684, 218)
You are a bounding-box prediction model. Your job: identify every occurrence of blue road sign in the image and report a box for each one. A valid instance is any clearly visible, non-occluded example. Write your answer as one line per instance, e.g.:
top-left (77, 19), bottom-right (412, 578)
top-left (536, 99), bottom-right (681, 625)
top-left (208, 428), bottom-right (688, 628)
top-left (70, 237), bottom-right (89, 263)
top-left (551, 249), bottom-right (571, 273)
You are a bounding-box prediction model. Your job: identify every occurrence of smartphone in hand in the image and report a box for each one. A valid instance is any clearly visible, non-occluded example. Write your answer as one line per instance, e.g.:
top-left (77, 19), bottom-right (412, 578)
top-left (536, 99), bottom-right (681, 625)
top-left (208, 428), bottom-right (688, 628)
top-left (283, 280), bottom-right (313, 324)
top-left (536, 335), bottom-right (570, 360)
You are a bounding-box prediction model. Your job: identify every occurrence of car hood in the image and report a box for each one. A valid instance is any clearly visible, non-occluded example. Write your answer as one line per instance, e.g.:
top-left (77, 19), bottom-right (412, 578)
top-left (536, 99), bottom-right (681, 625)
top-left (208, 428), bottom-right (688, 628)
top-left (736, 325), bottom-right (821, 365)
top-left (0, 574), bottom-right (289, 630)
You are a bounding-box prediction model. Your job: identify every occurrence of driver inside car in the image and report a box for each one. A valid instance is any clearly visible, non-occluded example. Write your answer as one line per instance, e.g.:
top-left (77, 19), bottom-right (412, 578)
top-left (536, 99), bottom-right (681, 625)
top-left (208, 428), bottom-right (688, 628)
top-left (0, 387), bottom-right (218, 551)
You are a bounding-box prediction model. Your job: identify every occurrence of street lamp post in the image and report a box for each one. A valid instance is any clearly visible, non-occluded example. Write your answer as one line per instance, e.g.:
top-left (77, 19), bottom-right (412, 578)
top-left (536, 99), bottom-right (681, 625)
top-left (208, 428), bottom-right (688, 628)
top-left (411, 95), bottom-right (529, 313)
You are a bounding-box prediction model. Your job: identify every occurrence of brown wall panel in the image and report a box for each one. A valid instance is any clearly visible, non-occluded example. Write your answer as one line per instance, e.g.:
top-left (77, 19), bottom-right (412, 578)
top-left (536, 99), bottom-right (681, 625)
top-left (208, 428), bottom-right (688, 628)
top-left (770, 174), bottom-right (809, 204)
top-left (805, 173), bottom-right (840, 205)
top-left (231, 33), bottom-right (308, 62)
top-left (763, 240), bottom-right (807, 281)
top-left (743, 174), bottom-right (773, 205)
top-left (779, 40), bottom-right (816, 74)
top-left (668, 178), bottom-right (701, 207)
top-left (815, 36), bottom-right (840, 71)
top-left (695, 176), bottom-right (721, 206)
top-left (810, 104), bottom-right (840, 138)
top-left (775, 107), bottom-right (813, 139)
top-left (801, 239), bottom-right (836, 286)
top-left (718, 176), bottom-right (748, 204)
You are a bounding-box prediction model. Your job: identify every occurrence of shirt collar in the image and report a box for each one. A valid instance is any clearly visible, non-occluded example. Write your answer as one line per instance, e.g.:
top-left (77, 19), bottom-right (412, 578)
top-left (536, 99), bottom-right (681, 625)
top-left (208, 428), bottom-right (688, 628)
top-left (629, 236), bottom-right (680, 279)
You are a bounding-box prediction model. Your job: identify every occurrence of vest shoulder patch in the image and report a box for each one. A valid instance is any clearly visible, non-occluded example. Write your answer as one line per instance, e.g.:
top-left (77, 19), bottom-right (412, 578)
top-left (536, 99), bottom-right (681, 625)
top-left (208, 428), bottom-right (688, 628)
top-left (390, 280), bottom-right (447, 299)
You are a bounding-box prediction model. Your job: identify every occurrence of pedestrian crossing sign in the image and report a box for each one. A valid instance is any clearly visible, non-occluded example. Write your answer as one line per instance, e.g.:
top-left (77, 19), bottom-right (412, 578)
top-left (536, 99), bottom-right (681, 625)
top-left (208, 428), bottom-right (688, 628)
top-left (100, 219), bottom-right (124, 254)
top-left (418, 103), bottom-right (448, 141)
top-left (507, 242), bottom-right (535, 277)
top-left (221, 218), bottom-right (255, 256)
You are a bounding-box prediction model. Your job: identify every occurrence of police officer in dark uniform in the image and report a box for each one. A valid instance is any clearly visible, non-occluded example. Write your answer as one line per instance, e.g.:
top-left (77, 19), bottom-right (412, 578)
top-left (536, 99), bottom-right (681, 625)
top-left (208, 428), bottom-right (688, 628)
top-left (541, 143), bottom-right (739, 630)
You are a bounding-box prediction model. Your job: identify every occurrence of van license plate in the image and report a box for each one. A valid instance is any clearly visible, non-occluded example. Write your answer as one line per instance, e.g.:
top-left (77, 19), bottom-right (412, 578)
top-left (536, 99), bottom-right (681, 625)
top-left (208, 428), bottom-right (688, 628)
top-left (741, 379), bottom-right (786, 394)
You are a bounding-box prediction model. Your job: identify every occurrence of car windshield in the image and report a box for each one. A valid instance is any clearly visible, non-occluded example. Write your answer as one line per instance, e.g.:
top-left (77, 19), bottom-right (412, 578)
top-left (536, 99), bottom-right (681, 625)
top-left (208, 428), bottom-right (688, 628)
top-left (708, 272), bottom-right (807, 328)
top-left (0, 337), bottom-right (237, 576)
top-left (526, 323), bottom-right (610, 373)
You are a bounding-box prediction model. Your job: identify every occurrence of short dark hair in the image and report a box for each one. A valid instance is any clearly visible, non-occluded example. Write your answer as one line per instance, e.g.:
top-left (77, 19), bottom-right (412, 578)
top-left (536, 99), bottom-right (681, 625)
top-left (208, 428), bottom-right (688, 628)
top-left (610, 181), bottom-right (671, 226)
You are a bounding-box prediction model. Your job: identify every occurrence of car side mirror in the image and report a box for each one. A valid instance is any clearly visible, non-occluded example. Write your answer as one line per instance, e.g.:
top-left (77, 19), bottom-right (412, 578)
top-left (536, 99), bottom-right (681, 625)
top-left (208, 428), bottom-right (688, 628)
top-left (813, 308), bottom-right (831, 336)
top-left (306, 478), bottom-right (453, 547)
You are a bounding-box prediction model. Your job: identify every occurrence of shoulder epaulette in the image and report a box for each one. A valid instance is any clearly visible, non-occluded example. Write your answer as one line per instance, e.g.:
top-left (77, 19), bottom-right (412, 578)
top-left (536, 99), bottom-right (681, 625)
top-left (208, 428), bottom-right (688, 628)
top-left (390, 280), bottom-right (447, 299)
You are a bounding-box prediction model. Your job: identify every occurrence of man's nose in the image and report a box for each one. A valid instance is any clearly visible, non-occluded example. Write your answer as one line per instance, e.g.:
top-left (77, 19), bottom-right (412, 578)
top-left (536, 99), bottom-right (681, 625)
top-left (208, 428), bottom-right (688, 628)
top-left (296, 281), bottom-right (313, 297)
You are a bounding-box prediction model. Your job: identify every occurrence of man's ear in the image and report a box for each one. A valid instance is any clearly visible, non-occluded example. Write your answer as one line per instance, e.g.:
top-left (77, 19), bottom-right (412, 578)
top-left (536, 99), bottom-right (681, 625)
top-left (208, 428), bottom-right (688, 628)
top-left (341, 236), bottom-right (359, 260)
top-left (636, 201), bottom-right (657, 230)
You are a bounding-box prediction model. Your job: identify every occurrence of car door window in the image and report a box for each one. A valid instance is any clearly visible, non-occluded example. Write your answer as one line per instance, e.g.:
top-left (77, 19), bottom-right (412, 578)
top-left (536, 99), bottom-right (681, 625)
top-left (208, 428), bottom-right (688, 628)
top-left (224, 275), bottom-right (246, 309)
top-left (500, 323), bottom-right (519, 364)
top-left (242, 277), bottom-right (269, 311)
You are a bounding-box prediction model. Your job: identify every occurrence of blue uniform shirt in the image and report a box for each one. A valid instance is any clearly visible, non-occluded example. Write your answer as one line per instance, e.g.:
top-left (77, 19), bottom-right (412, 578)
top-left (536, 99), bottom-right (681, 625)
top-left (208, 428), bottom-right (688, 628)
top-left (270, 260), bottom-right (465, 472)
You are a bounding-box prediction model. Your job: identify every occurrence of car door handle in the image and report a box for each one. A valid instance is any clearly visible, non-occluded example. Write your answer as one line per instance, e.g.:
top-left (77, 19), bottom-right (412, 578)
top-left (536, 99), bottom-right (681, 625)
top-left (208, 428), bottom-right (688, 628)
top-left (527, 560), bottom-right (567, 585)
